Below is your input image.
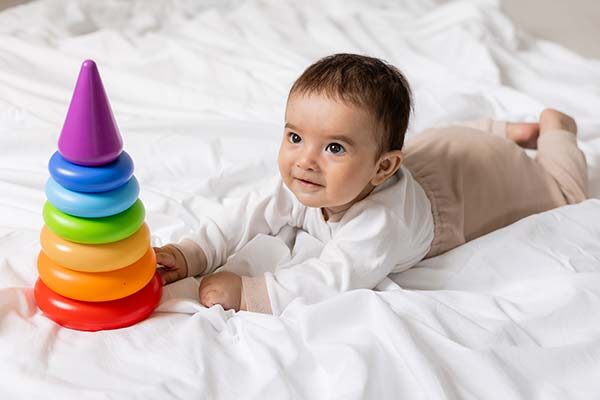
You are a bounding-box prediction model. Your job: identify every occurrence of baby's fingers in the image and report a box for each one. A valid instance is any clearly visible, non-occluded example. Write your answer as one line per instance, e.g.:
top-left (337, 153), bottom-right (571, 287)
top-left (154, 247), bottom-right (176, 268)
top-left (157, 267), bottom-right (181, 286)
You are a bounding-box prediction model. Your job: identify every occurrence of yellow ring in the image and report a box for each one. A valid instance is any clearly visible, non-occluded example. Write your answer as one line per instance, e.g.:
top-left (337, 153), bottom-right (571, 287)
top-left (37, 247), bottom-right (156, 302)
top-left (40, 224), bottom-right (150, 273)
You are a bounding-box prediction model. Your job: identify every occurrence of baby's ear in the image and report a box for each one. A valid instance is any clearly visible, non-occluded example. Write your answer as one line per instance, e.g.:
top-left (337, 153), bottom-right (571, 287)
top-left (372, 150), bottom-right (403, 186)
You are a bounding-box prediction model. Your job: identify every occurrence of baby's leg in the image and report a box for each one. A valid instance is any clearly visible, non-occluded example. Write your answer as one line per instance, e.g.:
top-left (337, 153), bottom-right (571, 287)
top-left (534, 109), bottom-right (588, 203)
top-left (457, 110), bottom-right (587, 204)
top-left (452, 118), bottom-right (508, 137)
top-left (404, 110), bottom-right (588, 258)
top-left (453, 118), bottom-right (540, 149)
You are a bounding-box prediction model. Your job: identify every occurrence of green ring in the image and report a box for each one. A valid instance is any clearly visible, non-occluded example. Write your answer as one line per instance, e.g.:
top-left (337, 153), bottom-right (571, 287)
top-left (43, 199), bottom-right (145, 244)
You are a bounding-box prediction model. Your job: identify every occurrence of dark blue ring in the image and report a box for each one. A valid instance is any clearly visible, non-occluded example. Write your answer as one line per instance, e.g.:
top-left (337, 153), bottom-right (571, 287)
top-left (48, 151), bottom-right (134, 193)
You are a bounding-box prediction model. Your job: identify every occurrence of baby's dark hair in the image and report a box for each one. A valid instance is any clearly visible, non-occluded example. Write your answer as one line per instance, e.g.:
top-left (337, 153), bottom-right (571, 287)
top-left (288, 53), bottom-right (413, 158)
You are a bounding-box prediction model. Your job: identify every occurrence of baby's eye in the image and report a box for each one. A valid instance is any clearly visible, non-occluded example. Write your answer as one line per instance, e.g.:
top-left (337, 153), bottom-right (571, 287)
top-left (326, 143), bottom-right (345, 155)
top-left (288, 132), bottom-right (302, 144)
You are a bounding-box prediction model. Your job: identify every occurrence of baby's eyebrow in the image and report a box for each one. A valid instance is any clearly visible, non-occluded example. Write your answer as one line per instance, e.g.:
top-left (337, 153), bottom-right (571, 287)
top-left (325, 134), bottom-right (355, 146)
top-left (285, 122), bottom-right (300, 131)
top-left (285, 122), bottom-right (355, 146)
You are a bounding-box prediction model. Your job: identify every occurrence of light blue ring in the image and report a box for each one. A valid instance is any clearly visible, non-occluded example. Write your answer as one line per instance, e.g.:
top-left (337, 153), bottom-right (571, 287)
top-left (45, 176), bottom-right (140, 218)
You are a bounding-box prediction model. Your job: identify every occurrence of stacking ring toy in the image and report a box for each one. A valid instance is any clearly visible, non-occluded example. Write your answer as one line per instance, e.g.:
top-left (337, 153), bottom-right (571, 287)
top-left (43, 199), bottom-right (145, 244)
top-left (45, 176), bottom-right (139, 218)
top-left (37, 247), bottom-right (156, 302)
top-left (48, 150), bottom-right (134, 193)
top-left (40, 224), bottom-right (150, 272)
top-left (34, 273), bottom-right (162, 331)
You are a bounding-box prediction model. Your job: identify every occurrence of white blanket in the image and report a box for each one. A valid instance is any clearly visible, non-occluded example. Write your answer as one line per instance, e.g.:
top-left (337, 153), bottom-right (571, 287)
top-left (1, 0), bottom-right (600, 398)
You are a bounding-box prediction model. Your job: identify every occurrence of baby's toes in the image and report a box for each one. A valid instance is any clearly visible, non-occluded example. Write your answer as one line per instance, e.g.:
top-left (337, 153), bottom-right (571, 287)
top-left (506, 122), bottom-right (539, 149)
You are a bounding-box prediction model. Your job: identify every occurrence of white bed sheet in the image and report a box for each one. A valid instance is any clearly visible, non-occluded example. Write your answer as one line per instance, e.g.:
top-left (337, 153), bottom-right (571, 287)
top-left (1, 0), bottom-right (600, 398)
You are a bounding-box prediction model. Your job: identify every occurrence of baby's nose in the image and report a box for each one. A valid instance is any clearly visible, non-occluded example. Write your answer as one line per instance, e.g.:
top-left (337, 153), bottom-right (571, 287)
top-left (296, 155), bottom-right (318, 171)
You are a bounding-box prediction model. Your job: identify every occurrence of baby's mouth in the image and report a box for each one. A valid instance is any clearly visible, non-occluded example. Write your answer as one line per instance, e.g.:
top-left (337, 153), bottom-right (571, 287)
top-left (295, 176), bottom-right (323, 187)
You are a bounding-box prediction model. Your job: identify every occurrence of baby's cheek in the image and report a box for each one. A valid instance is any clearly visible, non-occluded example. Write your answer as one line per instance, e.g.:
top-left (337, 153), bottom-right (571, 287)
top-left (277, 149), bottom-right (292, 178)
top-left (330, 173), bottom-right (365, 202)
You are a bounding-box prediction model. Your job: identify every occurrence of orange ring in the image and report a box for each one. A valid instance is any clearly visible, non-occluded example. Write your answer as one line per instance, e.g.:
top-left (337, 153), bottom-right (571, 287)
top-left (40, 224), bottom-right (150, 273)
top-left (37, 247), bottom-right (156, 302)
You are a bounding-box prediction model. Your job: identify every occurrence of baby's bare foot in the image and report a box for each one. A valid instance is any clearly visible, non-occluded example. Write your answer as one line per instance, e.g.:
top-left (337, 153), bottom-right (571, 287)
top-left (539, 108), bottom-right (577, 135)
top-left (506, 122), bottom-right (539, 149)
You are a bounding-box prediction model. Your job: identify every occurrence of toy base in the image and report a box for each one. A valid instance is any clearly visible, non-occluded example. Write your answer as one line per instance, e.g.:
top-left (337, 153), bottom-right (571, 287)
top-left (34, 273), bottom-right (163, 332)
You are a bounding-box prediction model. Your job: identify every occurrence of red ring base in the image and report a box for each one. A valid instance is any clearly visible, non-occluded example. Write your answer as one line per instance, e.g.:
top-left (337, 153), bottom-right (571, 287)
top-left (34, 272), bottom-right (163, 332)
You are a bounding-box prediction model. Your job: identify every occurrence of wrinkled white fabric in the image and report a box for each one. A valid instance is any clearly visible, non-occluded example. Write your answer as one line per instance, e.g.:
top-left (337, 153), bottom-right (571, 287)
top-left (1, 0), bottom-right (600, 398)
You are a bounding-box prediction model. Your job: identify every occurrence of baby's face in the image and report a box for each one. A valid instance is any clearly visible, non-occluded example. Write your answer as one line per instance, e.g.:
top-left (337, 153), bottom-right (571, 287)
top-left (278, 92), bottom-right (382, 212)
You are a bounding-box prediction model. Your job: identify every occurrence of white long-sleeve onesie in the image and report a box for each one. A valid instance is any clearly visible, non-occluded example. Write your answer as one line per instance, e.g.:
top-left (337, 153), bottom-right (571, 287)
top-left (174, 164), bottom-right (434, 315)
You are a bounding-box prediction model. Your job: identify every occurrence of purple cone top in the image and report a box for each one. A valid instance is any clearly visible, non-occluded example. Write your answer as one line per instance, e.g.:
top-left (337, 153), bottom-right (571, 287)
top-left (58, 60), bottom-right (123, 167)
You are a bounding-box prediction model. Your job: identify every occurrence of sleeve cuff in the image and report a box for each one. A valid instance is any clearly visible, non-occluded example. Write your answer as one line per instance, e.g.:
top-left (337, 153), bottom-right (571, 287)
top-left (538, 128), bottom-right (577, 144)
top-left (491, 120), bottom-right (507, 138)
top-left (172, 239), bottom-right (207, 277)
top-left (241, 276), bottom-right (273, 314)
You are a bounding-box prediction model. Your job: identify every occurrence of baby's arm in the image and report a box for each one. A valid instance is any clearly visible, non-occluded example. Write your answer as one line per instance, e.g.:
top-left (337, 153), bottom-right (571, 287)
top-left (156, 241), bottom-right (246, 311)
top-left (243, 202), bottom-right (433, 315)
top-left (156, 175), bottom-right (296, 289)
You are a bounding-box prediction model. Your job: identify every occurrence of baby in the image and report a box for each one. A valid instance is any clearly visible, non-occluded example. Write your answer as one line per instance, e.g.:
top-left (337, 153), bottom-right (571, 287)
top-left (154, 53), bottom-right (588, 315)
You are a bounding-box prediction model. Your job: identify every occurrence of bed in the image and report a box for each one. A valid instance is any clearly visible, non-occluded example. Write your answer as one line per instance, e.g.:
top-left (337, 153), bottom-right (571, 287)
top-left (1, 0), bottom-right (600, 398)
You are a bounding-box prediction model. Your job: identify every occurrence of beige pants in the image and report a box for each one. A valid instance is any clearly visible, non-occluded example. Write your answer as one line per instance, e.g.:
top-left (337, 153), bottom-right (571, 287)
top-left (403, 119), bottom-right (589, 258)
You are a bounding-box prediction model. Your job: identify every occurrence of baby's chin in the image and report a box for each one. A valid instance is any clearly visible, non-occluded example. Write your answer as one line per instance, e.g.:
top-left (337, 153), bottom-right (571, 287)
top-left (292, 191), bottom-right (348, 211)
top-left (292, 192), bottom-right (325, 208)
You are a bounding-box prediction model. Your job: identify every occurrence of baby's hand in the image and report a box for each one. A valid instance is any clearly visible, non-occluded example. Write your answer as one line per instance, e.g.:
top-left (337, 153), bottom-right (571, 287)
top-left (198, 271), bottom-right (245, 311)
top-left (154, 245), bottom-right (188, 285)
